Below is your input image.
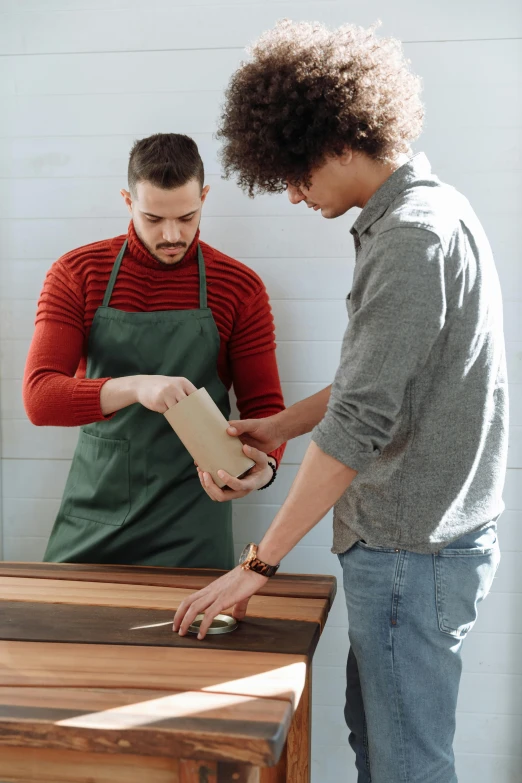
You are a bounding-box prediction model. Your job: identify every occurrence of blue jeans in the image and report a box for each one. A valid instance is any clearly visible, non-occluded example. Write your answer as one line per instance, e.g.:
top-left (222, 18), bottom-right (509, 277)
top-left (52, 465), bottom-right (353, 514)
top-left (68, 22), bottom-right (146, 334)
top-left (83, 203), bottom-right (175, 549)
top-left (338, 523), bottom-right (500, 783)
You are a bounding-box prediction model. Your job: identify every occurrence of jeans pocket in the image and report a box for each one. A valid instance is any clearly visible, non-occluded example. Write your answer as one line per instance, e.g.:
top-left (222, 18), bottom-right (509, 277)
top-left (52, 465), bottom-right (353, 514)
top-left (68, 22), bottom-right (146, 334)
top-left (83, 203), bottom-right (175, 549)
top-left (434, 531), bottom-right (500, 639)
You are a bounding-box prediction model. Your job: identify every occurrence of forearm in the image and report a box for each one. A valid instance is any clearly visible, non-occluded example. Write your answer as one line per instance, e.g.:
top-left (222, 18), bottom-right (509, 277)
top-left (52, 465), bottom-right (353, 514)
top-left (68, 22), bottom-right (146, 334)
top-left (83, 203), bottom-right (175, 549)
top-left (99, 376), bottom-right (139, 415)
top-left (257, 440), bottom-right (357, 565)
top-left (276, 385), bottom-right (331, 441)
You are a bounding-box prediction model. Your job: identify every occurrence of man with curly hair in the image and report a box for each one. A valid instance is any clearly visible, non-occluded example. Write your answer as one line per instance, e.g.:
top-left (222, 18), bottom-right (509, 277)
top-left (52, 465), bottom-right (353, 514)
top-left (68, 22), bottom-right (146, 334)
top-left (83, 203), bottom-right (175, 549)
top-left (174, 21), bottom-right (508, 783)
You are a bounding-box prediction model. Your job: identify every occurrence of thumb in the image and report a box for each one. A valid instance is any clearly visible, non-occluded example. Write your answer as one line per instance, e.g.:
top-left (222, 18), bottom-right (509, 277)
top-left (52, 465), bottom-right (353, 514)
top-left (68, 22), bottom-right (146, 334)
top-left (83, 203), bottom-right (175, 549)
top-left (227, 419), bottom-right (258, 436)
top-left (232, 597), bottom-right (250, 620)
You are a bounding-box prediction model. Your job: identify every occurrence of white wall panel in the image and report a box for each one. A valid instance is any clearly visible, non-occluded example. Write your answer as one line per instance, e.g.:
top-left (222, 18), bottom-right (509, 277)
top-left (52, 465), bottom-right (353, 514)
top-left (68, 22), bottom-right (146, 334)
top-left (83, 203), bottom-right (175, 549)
top-left (0, 339), bottom-right (30, 379)
top-left (0, 135), bottom-right (220, 178)
top-left (275, 342), bottom-right (342, 384)
top-left (2, 458), bottom-right (71, 499)
top-left (455, 754), bottom-right (521, 783)
top-left (498, 511), bottom-right (522, 551)
top-left (3, 536), bottom-right (48, 562)
top-left (2, 497), bottom-right (59, 538)
top-left (508, 426), bottom-right (522, 469)
top-left (1, 419), bottom-right (79, 460)
top-left (0, 93), bottom-right (223, 137)
top-left (2, 2), bottom-right (521, 55)
top-left (0, 49), bottom-right (242, 96)
top-left (461, 630), bottom-right (522, 675)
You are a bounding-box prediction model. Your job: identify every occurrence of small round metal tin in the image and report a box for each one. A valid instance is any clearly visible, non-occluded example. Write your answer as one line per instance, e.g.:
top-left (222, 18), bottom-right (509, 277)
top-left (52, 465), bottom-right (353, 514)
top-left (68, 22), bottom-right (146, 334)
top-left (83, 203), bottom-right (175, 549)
top-left (188, 613), bottom-right (238, 635)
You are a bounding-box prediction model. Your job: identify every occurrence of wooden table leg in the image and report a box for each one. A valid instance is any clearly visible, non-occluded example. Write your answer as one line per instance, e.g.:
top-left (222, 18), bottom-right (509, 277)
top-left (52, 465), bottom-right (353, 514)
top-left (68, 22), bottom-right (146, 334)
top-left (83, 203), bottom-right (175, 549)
top-left (259, 745), bottom-right (287, 783)
top-left (260, 665), bottom-right (312, 783)
top-left (286, 665), bottom-right (312, 783)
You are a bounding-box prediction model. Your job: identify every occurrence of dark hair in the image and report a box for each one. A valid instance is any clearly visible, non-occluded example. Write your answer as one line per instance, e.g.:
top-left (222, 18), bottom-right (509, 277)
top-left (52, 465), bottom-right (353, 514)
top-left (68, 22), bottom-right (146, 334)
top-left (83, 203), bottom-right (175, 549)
top-left (217, 20), bottom-right (424, 196)
top-left (128, 133), bottom-right (204, 194)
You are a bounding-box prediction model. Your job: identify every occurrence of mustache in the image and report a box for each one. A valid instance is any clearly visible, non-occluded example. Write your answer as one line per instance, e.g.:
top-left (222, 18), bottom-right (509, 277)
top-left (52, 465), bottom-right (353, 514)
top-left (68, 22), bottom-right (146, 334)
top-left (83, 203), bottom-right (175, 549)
top-left (156, 242), bottom-right (186, 250)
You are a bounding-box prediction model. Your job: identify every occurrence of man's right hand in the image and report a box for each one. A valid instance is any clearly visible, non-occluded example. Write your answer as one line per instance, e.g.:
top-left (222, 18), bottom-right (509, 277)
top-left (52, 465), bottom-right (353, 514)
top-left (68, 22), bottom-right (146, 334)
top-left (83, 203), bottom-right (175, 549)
top-left (226, 385), bottom-right (332, 451)
top-left (227, 415), bottom-right (285, 453)
top-left (133, 375), bottom-right (197, 413)
top-left (100, 375), bottom-right (197, 416)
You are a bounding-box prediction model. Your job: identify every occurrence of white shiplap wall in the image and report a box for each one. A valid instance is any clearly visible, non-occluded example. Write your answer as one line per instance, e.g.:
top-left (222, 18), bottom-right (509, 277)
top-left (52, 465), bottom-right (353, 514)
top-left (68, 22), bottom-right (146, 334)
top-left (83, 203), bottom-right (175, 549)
top-left (1, 2), bottom-right (521, 781)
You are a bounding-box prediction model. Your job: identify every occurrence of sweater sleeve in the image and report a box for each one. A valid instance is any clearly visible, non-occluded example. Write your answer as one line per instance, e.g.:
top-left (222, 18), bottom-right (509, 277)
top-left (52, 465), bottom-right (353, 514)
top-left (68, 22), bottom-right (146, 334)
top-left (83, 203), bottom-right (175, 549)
top-left (23, 262), bottom-right (112, 427)
top-left (228, 286), bottom-right (286, 467)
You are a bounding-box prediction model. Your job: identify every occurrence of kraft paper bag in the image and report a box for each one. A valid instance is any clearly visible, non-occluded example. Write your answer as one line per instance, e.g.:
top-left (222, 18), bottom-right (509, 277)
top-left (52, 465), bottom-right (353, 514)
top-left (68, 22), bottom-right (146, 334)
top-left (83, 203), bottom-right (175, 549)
top-left (164, 387), bottom-right (256, 488)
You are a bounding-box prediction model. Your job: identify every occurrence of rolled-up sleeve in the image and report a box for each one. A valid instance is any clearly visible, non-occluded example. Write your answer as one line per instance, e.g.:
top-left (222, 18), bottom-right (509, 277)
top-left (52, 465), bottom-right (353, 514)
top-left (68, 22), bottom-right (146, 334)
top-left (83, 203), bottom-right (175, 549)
top-left (312, 226), bottom-right (446, 472)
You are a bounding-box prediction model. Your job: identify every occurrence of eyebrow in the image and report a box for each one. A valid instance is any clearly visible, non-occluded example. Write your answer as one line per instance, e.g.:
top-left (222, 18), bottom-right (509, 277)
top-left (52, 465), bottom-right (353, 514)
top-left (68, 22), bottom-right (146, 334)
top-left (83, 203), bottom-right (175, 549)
top-left (142, 209), bottom-right (197, 220)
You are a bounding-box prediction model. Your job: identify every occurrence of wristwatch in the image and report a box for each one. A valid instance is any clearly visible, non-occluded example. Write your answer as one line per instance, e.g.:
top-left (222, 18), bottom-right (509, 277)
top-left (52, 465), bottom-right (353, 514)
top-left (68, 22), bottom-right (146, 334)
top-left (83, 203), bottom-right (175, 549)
top-left (238, 543), bottom-right (280, 578)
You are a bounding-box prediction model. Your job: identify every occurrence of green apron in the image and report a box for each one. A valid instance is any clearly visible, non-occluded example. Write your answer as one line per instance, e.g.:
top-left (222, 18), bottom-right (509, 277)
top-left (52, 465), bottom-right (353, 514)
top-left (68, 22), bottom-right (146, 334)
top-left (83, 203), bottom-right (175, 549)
top-left (44, 240), bottom-right (233, 568)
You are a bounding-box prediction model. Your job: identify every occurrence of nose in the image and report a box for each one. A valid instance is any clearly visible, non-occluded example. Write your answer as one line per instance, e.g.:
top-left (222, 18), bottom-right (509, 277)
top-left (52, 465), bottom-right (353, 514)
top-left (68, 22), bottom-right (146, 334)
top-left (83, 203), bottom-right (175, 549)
top-left (162, 222), bottom-right (182, 244)
top-left (287, 184), bottom-right (305, 205)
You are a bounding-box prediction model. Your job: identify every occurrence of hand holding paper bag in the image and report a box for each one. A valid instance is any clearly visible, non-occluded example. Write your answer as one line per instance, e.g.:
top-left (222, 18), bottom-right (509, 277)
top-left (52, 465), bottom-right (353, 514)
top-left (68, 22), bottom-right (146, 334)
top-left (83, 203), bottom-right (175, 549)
top-left (164, 387), bottom-right (256, 488)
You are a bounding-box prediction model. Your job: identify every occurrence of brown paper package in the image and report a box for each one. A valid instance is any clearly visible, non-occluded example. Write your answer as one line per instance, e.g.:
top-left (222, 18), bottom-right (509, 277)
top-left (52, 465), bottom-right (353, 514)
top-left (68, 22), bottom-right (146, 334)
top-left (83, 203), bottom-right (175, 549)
top-left (164, 387), bottom-right (256, 488)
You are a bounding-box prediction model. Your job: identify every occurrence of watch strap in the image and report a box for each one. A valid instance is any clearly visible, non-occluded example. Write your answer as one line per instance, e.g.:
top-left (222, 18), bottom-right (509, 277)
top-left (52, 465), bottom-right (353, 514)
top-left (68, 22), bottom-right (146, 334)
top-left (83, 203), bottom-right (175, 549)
top-left (247, 556), bottom-right (280, 578)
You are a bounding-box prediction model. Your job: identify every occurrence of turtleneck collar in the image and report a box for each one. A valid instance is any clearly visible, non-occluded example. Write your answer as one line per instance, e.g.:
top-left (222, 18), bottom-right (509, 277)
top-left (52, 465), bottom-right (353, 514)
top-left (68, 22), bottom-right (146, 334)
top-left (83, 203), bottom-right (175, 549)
top-left (125, 220), bottom-right (201, 272)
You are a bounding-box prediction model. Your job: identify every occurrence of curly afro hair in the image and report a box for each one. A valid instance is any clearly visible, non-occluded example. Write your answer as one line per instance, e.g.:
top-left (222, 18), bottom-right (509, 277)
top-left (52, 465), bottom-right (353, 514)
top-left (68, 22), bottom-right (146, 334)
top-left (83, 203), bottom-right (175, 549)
top-left (217, 20), bottom-right (424, 196)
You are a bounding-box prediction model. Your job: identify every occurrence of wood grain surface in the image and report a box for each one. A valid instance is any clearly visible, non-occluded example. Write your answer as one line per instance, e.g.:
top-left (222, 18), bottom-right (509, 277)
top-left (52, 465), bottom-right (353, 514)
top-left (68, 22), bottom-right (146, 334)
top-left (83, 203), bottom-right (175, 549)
top-left (0, 601), bottom-right (320, 657)
top-left (0, 686), bottom-right (291, 766)
top-left (0, 641), bottom-right (307, 704)
top-left (0, 562), bottom-right (333, 780)
top-left (0, 748), bottom-right (262, 783)
top-left (0, 577), bottom-right (328, 628)
top-left (0, 563), bottom-right (337, 606)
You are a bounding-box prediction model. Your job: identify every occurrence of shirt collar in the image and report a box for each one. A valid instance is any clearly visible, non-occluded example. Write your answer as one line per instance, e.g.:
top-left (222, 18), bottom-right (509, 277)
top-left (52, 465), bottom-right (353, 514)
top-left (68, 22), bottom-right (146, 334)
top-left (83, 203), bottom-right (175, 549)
top-left (351, 152), bottom-right (432, 238)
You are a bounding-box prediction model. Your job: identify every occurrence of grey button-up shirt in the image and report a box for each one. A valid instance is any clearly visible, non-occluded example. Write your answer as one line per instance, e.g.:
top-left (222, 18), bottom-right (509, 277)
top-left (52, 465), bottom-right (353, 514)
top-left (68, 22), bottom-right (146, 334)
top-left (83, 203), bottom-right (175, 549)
top-left (312, 153), bottom-right (508, 554)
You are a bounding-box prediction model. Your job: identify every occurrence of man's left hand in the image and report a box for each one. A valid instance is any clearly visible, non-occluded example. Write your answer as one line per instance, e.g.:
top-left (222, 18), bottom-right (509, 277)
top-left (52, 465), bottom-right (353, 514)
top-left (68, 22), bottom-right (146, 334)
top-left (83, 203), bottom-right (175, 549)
top-left (197, 444), bottom-right (274, 501)
top-left (173, 566), bottom-right (268, 639)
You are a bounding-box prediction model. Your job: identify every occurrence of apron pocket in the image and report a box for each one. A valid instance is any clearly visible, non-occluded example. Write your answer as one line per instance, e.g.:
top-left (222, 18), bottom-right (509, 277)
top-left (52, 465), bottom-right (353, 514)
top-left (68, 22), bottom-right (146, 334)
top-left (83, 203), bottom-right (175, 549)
top-left (64, 430), bottom-right (131, 527)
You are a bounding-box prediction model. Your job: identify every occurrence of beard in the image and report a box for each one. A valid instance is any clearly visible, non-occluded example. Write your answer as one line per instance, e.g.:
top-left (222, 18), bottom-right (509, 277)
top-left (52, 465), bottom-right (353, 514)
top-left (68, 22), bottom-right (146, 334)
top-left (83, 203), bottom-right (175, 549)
top-left (134, 222), bottom-right (199, 266)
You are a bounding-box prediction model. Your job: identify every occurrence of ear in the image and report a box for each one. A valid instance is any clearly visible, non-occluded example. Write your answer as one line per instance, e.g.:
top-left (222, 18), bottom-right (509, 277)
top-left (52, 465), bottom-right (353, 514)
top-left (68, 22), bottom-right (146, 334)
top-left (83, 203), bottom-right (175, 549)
top-left (200, 184), bottom-right (210, 205)
top-left (120, 188), bottom-right (133, 214)
top-left (339, 148), bottom-right (354, 166)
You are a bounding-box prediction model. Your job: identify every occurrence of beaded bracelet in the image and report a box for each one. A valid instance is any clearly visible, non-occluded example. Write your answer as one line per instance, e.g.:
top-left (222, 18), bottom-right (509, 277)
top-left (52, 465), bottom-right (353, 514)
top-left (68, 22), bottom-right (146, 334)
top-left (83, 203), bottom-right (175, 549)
top-left (258, 461), bottom-right (277, 491)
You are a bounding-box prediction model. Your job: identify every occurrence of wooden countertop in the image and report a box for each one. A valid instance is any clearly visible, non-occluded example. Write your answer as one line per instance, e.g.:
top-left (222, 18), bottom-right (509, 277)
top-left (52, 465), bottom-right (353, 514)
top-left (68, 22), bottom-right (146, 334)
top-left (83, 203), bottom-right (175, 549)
top-left (0, 562), bottom-right (336, 782)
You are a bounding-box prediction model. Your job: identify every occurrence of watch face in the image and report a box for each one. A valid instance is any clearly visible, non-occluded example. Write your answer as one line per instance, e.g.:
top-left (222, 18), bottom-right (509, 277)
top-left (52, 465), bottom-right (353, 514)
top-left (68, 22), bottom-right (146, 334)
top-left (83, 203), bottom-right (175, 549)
top-left (239, 543), bottom-right (254, 566)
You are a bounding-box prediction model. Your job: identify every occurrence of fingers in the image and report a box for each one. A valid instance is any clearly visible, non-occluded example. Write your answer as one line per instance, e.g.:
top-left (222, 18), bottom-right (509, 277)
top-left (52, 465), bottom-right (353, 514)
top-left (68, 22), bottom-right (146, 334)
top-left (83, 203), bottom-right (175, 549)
top-left (174, 592), bottom-right (213, 636)
top-left (217, 470), bottom-right (249, 492)
top-left (181, 378), bottom-right (198, 395)
top-left (242, 443), bottom-right (268, 467)
top-left (199, 470), bottom-right (248, 501)
top-left (232, 597), bottom-right (250, 620)
top-left (163, 378), bottom-right (197, 410)
top-left (197, 602), bottom-right (223, 639)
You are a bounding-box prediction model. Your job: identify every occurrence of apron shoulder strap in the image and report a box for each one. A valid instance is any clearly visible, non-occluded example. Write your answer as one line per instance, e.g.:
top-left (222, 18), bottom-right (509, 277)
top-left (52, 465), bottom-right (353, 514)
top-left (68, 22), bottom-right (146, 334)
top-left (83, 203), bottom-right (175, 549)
top-left (197, 244), bottom-right (207, 309)
top-left (102, 239), bottom-right (128, 308)
top-left (103, 240), bottom-right (206, 309)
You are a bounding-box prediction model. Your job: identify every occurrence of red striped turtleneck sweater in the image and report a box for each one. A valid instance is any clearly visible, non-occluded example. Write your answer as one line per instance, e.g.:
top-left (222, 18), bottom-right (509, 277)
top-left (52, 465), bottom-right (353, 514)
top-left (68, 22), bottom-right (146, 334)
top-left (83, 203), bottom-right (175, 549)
top-left (23, 222), bottom-right (286, 466)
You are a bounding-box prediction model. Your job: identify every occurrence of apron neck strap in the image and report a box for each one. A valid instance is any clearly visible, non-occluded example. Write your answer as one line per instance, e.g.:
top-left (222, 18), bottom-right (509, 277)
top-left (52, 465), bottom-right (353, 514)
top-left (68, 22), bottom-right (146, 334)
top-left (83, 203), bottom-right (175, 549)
top-left (102, 240), bottom-right (207, 309)
top-left (197, 244), bottom-right (207, 309)
top-left (103, 239), bottom-right (127, 308)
